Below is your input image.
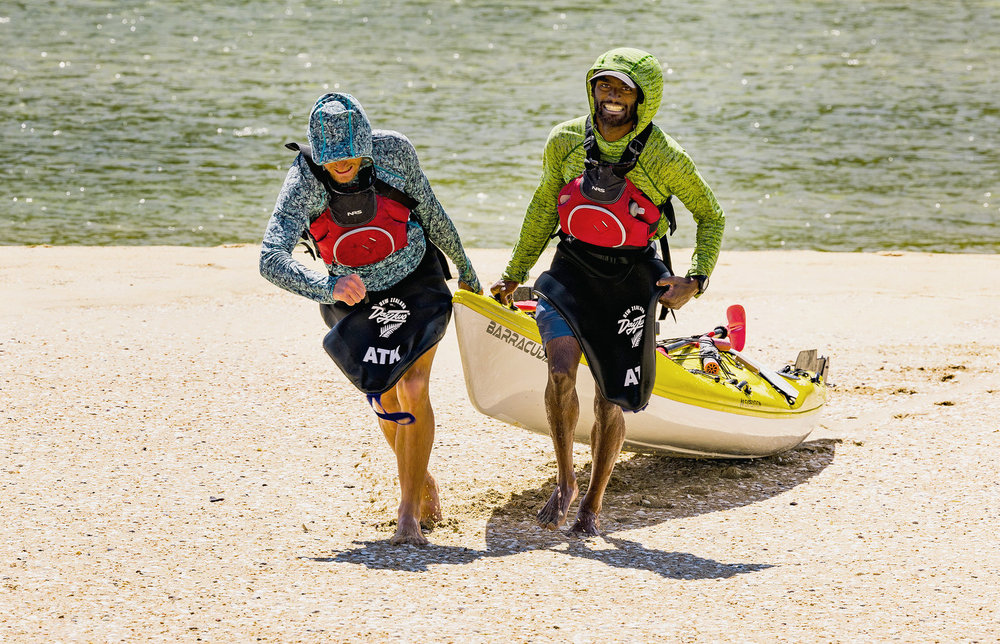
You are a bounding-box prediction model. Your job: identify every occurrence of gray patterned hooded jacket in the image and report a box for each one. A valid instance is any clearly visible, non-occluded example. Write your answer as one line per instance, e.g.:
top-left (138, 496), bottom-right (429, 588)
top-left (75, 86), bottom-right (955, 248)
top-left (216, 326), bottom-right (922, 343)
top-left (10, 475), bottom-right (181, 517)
top-left (260, 93), bottom-right (480, 302)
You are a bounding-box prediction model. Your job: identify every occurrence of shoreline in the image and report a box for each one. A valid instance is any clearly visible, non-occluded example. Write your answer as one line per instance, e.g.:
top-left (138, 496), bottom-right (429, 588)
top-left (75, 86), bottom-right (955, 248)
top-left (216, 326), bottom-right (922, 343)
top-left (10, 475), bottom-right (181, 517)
top-left (2, 245), bottom-right (999, 641)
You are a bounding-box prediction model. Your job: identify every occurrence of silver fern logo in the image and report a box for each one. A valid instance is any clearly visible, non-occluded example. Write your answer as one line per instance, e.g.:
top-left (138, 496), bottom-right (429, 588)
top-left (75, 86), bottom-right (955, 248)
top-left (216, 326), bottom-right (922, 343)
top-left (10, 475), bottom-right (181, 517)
top-left (617, 305), bottom-right (645, 349)
top-left (369, 297), bottom-right (410, 338)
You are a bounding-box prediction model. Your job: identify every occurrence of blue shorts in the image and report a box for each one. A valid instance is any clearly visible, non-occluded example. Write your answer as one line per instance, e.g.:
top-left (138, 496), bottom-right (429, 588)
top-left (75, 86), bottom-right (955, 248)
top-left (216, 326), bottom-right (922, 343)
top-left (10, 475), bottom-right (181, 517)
top-left (535, 298), bottom-right (574, 345)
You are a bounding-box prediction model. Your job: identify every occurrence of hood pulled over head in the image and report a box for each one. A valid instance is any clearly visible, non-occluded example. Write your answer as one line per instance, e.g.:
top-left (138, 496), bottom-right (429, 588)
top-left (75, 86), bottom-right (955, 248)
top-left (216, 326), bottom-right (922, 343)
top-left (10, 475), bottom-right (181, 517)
top-left (307, 93), bottom-right (373, 165)
top-left (586, 48), bottom-right (664, 139)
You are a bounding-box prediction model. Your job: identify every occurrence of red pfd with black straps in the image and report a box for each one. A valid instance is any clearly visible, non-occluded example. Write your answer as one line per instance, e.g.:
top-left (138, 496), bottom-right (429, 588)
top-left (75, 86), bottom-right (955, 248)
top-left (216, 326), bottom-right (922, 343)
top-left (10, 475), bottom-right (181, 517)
top-left (558, 178), bottom-right (660, 248)
top-left (308, 196), bottom-right (410, 267)
top-left (557, 119), bottom-right (661, 248)
top-left (285, 142), bottom-right (420, 268)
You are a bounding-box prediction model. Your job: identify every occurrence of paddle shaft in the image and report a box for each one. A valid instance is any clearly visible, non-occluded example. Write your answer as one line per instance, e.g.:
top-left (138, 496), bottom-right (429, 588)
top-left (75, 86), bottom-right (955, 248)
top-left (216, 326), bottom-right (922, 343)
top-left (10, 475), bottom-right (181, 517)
top-left (728, 349), bottom-right (800, 403)
top-left (661, 325), bottom-right (729, 352)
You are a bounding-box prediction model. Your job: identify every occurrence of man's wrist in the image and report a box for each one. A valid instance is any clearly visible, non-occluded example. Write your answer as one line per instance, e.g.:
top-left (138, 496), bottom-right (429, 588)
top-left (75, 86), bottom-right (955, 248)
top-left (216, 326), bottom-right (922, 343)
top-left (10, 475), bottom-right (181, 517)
top-left (691, 274), bottom-right (709, 295)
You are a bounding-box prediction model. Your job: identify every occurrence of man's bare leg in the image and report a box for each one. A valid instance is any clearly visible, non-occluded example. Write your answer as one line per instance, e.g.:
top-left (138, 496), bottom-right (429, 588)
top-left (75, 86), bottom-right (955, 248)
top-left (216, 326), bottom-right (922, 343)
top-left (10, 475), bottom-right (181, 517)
top-left (380, 345), bottom-right (439, 545)
top-left (570, 385), bottom-right (626, 536)
top-left (537, 336), bottom-right (582, 529)
top-left (377, 389), bottom-right (441, 527)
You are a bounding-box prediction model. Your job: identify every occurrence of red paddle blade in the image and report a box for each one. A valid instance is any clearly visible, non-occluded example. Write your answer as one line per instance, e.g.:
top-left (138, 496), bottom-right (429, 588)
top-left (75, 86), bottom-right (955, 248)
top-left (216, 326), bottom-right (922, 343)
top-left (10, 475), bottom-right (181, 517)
top-left (726, 304), bottom-right (747, 351)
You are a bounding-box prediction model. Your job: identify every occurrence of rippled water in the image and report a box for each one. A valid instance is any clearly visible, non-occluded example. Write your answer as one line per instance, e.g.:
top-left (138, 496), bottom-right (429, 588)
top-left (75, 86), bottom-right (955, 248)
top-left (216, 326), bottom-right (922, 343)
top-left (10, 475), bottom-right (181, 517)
top-left (2, 0), bottom-right (998, 251)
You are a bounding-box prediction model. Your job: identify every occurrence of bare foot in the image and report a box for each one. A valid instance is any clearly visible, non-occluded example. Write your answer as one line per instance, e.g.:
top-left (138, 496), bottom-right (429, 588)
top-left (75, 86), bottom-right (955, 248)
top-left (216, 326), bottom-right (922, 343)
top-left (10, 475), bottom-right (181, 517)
top-left (420, 473), bottom-right (442, 527)
top-left (537, 481), bottom-right (578, 530)
top-left (390, 515), bottom-right (428, 546)
top-left (569, 508), bottom-right (601, 536)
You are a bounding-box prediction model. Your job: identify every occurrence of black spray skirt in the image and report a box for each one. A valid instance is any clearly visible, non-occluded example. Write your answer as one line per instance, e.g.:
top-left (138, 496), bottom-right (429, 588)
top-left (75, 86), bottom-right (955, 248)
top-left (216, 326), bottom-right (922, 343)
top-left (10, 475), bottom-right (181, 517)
top-left (533, 238), bottom-right (667, 411)
top-left (319, 246), bottom-right (452, 396)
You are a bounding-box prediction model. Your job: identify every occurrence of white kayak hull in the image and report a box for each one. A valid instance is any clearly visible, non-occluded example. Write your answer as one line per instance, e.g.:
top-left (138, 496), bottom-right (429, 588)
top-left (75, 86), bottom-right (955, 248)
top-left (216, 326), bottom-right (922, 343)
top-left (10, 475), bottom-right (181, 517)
top-left (453, 291), bottom-right (828, 459)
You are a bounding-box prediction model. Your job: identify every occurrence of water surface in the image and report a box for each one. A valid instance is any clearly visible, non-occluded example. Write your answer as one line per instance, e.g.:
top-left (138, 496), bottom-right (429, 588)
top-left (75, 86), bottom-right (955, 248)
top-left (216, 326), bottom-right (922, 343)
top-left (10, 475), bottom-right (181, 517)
top-left (2, 1), bottom-right (998, 251)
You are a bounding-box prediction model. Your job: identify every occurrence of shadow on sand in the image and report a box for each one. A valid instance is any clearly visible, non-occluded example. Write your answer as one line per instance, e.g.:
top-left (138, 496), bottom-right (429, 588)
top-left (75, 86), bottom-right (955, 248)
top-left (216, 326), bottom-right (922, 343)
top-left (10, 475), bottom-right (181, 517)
top-left (305, 438), bottom-right (839, 578)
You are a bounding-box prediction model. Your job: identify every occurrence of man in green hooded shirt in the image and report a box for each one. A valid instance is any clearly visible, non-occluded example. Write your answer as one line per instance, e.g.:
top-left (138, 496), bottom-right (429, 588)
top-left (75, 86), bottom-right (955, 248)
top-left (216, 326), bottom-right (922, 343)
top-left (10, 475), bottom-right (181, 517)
top-left (491, 47), bottom-right (725, 535)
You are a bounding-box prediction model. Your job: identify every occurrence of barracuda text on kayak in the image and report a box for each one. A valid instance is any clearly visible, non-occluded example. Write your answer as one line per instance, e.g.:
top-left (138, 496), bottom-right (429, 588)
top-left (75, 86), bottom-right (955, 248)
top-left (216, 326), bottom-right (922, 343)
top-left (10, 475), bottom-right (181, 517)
top-left (485, 321), bottom-right (547, 362)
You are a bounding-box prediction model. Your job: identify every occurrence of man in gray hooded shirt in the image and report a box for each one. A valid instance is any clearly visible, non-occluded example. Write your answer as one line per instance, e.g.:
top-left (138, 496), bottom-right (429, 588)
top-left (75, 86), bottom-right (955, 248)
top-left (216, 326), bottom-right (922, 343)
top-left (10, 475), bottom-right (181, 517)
top-left (261, 93), bottom-right (480, 546)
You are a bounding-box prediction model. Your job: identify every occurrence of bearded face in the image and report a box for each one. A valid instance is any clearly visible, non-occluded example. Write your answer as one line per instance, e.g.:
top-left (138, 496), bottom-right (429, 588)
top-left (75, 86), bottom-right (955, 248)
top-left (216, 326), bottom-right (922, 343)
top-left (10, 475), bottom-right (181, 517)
top-left (595, 96), bottom-right (638, 129)
top-left (592, 76), bottom-right (639, 131)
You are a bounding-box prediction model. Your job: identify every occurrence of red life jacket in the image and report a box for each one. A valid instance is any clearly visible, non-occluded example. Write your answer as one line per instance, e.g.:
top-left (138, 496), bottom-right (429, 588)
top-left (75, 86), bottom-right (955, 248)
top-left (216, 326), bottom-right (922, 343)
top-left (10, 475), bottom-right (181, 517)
top-left (557, 119), bottom-right (661, 248)
top-left (284, 142), bottom-right (419, 267)
top-left (309, 196), bottom-right (410, 267)
top-left (557, 177), bottom-right (660, 248)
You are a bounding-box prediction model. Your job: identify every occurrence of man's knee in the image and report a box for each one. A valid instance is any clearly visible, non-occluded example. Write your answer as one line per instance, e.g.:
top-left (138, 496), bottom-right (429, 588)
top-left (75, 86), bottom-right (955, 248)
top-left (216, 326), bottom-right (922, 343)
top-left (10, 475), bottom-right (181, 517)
top-left (397, 376), bottom-right (429, 403)
top-left (546, 340), bottom-right (581, 398)
top-left (393, 348), bottom-right (436, 403)
top-left (594, 397), bottom-right (621, 419)
top-left (547, 367), bottom-right (577, 396)
top-left (545, 337), bottom-right (581, 376)
top-left (593, 390), bottom-right (624, 423)
top-left (395, 367), bottom-right (431, 404)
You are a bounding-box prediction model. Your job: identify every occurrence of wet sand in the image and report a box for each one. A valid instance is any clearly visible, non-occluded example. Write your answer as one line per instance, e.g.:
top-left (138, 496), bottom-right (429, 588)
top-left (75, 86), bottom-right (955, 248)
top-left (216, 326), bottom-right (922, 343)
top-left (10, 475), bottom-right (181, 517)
top-left (2, 245), bottom-right (998, 641)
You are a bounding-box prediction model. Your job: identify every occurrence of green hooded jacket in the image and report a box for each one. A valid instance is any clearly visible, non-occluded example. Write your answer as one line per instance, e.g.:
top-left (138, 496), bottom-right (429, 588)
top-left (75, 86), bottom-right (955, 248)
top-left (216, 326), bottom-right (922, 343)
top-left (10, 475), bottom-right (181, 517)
top-left (501, 47), bottom-right (725, 284)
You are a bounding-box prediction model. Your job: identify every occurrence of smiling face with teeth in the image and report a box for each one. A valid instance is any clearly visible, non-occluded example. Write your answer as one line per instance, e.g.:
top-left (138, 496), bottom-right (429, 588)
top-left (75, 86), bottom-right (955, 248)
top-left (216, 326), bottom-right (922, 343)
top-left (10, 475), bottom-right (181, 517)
top-left (592, 75), bottom-right (639, 141)
top-left (324, 157), bottom-right (363, 184)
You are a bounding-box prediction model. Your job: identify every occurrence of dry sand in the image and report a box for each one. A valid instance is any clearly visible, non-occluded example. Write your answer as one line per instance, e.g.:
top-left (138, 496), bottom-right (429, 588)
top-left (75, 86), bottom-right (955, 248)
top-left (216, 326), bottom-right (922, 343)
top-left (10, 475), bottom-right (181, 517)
top-left (1, 245), bottom-right (999, 642)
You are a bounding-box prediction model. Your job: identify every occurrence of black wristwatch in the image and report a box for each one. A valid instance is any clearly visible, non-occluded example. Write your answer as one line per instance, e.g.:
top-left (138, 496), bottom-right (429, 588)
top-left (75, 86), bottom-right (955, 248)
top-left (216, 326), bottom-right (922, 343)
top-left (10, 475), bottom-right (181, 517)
top-left (691, 274), bottom-right (709, 295)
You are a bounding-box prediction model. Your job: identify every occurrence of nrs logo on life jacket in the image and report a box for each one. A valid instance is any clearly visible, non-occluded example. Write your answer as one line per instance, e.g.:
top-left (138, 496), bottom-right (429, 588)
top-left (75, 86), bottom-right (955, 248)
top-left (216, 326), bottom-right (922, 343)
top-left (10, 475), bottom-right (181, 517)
top-left (557, 119), bottom-right (661, 248)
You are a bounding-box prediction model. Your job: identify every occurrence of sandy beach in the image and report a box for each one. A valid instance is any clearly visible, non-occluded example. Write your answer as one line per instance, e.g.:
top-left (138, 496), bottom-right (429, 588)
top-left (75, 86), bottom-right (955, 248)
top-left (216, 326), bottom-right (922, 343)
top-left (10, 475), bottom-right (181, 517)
top-left (2, 245), bottom-right (999, 642)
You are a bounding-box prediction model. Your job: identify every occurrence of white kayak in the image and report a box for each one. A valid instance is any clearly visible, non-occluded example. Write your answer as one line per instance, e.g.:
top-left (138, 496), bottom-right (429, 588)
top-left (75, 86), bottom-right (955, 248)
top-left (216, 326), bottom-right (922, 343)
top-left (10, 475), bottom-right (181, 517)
top-left (452, 290), bottom-right (829, 459)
